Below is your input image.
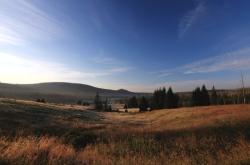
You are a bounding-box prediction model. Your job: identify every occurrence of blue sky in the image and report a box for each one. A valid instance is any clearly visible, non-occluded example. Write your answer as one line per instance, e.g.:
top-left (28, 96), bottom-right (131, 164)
top-left (0, 0), bottom-right (250, 92)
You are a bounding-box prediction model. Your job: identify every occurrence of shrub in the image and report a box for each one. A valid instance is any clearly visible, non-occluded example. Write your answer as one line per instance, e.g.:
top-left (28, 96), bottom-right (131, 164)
top-left (62, 130), bottom-right (98, 150)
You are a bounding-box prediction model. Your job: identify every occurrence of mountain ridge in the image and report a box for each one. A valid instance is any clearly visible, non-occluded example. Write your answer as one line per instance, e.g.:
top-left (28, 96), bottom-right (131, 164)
top-left (0, 82), bottom-right (143, 103)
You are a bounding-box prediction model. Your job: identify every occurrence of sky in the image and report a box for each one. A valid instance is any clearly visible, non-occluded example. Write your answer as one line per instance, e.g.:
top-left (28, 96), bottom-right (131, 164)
top-left (0, 0), bottom-right (250, 92)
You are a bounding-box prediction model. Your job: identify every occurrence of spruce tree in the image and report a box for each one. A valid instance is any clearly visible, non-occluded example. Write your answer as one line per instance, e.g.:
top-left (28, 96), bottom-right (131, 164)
top-left (201, 85), bottom-right (210, 106)
top-left (77, 100), bottom-right (82, 105)
top-left (211, 86), bottom-right (218, 105)
top-left (152, 87), bottom-right (166, 109)
top-left (104, 98), bottom-right (108, 111)
top-left (128, 96), bottom-right (138, 108)
top-left (139, 97), bottom-right (149, 112)
top-left (166, 87), bottom-right (179, 108)
top-left (94, 92), bottom-right (103, 110)
top-left (191, 87), bottom-right (201, 106)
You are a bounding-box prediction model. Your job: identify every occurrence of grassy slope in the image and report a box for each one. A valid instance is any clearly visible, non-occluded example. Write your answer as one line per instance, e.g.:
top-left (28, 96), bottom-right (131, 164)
top-left (1, 98), bottom-right (250, 164)
top-left (0, 82), bottom-right (139, 103)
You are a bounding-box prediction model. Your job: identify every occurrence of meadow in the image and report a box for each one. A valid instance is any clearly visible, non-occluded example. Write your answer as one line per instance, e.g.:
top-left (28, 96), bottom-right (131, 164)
top-left (0, 98), bottom-right (250, 164)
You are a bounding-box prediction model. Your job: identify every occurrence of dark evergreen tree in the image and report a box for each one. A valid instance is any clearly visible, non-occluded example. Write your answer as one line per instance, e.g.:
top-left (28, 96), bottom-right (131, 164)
top-left (139, 97), bottom-right (149, 112)
top-left (166, 87), bottom-right (179, 108)
top-left (211, 86), bottom-right (218, 105)
top-left (104, 98), bottom-right (108, 111)
top-left (40, 98), bottom-right (46, 103)
top-left (124, 104), bottom-right (128, 112)
top-left (191, 85), bottom-right (210, 106)
top-left (201, 85), bottom-right (210, 106)
top-left (191, 87), bottom-right (202, 106)
top-left (127, 96), bottom-right (138, 108)
top-left (94, 92), bottom-right (103, 110)
top-left (152, 87), bottom-right (166, 109)
top-left (77, 100), bottom-right (82, 105)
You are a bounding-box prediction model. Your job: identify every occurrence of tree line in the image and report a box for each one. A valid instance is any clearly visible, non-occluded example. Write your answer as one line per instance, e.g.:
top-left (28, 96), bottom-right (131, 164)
top-left (127, 87), bottom-right (179, 112)
top-left (126, 85), bottom-right (233, 112)
top-left (94, 85), bottom-right (248, 112)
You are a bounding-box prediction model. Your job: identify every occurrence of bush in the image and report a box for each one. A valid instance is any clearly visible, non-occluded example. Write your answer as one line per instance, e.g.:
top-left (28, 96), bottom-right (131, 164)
top-left (36, 98), bottom-right (46, 103)
top-left (77, 100), bottom-right (82, 105)
top-left (139, 97), bottom-right (149, 112)
top-left (62, 130), bottom-right (98, 149)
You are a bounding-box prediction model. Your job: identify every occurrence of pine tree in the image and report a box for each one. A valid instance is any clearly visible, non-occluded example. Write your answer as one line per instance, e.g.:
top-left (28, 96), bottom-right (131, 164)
top-left (152, 87), bottom-right (166, 109)
top-left (211, 86), bottom-right (218, 105)
top-left (191, 87), bottom-right (201, 106)
top-left (128, 96), bottom-right (138, 108)
top-left (94, 92), bottom-right (103, 110)
top-left (166, 87), bottom-right (179, 108)
top-left (191, 85), bottom-right (210, 106)
top-left (201, 85), bottom-right (210, 106)
top-left (77, 100), bottom-right (82, 105)
top-left (139, 97), bottom-right (149, 112)
top-left (104, 98), bottom-right (108, 111)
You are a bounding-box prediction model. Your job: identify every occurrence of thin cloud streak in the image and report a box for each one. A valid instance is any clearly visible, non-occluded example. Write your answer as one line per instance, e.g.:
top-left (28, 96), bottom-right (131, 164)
top-left (91, 52), bottom-right (132, 72)
top-left (0, 0), bottom-right (63, 45)
top-left (178, 0), bottom-right (206, 38)
top-left (157, 47), bottom-right (250, 77)
top-left (92, 55), bottom-right (119, 65)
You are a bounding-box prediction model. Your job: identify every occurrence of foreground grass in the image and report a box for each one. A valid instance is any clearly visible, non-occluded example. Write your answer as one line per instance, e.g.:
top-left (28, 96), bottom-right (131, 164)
top-left (1, 98), bottom-right (250, 164)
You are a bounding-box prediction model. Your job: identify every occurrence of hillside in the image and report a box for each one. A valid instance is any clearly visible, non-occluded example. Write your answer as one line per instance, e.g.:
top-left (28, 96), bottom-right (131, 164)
top-left (0, 82), bottom-right (143, 103)
top-left (1, 98), bottom-right (250, 164)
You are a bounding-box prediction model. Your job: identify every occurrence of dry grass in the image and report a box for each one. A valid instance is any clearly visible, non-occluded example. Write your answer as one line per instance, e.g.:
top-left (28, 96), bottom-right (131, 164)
top-left (1, 98), bottom-right (250, 164)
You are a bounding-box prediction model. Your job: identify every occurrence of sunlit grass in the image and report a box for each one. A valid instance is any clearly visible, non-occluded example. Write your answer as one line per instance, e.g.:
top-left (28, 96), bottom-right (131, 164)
top-left (1, 98), bottom-right (250, 164)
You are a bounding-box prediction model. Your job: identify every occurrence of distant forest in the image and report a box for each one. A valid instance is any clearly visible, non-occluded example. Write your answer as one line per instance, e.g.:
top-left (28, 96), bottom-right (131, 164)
top-left (120, 85), bottom-right (249, 112)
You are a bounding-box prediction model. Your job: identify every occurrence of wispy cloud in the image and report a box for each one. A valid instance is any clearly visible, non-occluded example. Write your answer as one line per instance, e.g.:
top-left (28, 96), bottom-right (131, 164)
top-left (92, 55), bottom-right (119, 65)
top-left (0, 0), bottom-right (63, 45)
top-left (91, 52), bottom-right (132, 72)
top-left (156, 47), bottom-right (250, 77)
top-left (178, 0), bottom-right (206, 38)
top-left (0, 53), bottom-right (129, 84)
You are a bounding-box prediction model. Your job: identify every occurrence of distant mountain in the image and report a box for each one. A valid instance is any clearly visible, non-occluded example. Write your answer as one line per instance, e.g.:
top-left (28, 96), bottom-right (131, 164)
top-left (0, 82), bottom-right (145, 103)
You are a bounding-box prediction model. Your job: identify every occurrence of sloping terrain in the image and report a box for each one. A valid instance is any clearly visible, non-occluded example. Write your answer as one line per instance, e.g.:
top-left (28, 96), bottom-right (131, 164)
top-left (0, 82), bottom-right (142, 103)
top-left (1, 98), bottom-right (250, 164)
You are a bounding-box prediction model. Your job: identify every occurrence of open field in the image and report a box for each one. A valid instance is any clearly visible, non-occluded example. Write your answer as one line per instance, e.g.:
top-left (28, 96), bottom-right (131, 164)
top-left (1, 98), bottom-right (250, 164)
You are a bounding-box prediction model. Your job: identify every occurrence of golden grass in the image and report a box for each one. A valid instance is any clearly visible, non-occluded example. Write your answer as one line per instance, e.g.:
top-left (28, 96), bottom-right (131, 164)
top-left (1, 136), bottom-right (250, 165)
top-left (1, 98), bottom-right (250, 164)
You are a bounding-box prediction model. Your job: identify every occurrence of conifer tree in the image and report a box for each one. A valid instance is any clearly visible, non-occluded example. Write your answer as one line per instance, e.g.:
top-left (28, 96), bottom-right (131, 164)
top-left (191, 87), bottom-right (201, 106)
top-left (211, 86), bottom-right (218, 105)
top-left (152, 87), bottom-right (166, 109)
top-left (94, 92), bottom-right (103, 110)
top-left (128, 96), bottom-right (138, 108)
top-left (166, 87), bottom-right (179, 108)
top-left (139, 96), bottom-right (149, 112)
top-left (201, 85), bottom-right (210, 106)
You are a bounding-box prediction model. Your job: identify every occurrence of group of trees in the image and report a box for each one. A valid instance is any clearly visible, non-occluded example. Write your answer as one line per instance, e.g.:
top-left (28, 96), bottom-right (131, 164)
top-left (139, 96), bottom-right (149, 111)
top-left (126, 85), bottom-right (220, 112)
top-left (127, 96), bottom-right (138, 108)
top-left (191, 85), bottom-right (210, 106)
top-left (94, 85), bottom-right (248, 112)
top-left (36, 98), bottom-right (46, 103)
top-left (77, 100), bottom-right (90, 106)
top-left (152, 87), bottom-right (179, 109)
top-left (127, 96), bottom-right (149, 112)
top-left (191, 85), bottom-right (218, 106)
top-left (94, 92), bottom-right (112, 111)
top-left (126, 87), bottom-right (179, 112)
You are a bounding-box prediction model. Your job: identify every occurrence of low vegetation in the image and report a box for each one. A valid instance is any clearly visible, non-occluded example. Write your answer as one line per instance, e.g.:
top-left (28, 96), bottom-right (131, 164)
top-left (0, 98), bottom-right (250, 164)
